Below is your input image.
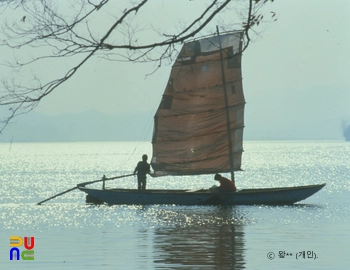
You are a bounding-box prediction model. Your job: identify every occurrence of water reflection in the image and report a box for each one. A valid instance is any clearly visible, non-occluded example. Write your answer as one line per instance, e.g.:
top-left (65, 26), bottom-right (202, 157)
top-left (151, 206), bottom-right (246, 269)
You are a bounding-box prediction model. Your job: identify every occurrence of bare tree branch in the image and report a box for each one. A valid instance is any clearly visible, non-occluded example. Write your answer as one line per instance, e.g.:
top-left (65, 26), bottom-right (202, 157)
top-left (0, 0), bottom-right (275, 133)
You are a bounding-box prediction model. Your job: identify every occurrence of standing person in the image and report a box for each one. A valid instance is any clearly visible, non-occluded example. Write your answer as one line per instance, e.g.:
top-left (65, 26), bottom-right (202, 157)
top-left (133, 154), bottom-right (151, 191)
top-left (214, 173), bottom-right (237, 191)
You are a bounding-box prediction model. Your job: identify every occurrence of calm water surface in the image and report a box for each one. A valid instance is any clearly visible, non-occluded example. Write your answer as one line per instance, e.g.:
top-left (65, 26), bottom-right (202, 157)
top-left (0, 141), bottom-right (349, 269)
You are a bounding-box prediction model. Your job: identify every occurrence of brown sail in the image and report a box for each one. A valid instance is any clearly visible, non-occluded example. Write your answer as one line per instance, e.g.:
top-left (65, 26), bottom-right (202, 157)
top-left (151, 32), bottom-right (245, 176)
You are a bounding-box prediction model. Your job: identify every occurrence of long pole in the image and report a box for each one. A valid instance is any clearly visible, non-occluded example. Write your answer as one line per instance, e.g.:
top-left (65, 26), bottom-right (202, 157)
top-left (36, 173), bottom-right (133, 205)
top-left (216, 26), bottom-right (235, 181)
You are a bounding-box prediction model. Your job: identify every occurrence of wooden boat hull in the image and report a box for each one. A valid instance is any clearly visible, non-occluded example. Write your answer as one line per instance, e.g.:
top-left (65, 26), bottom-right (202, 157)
top-left (78, 183), bottom-right (326, 206)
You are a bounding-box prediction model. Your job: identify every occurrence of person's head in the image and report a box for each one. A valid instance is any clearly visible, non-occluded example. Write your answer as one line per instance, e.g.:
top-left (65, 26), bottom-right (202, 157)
top-left (214, 173), bottom-right (221, 181)
top-left (142, 154), bottom-right (148, 161)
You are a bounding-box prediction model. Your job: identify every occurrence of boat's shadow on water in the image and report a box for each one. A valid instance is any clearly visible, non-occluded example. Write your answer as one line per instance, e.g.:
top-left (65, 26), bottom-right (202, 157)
top-left (143, 205), bottom-right (247, 269)
top-left (87, 201), bottom-right (325, 210)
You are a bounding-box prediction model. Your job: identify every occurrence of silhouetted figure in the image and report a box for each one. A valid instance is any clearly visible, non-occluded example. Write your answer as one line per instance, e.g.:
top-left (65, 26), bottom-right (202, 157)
top-left (214, 173), bottom-right (237, 191)
top-left (133, 154), bottom-right (151, 191)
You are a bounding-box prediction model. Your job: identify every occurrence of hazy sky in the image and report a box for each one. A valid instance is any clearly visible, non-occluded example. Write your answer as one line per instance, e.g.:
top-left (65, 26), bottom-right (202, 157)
top-left (1, 0), bottom-right (349, 140)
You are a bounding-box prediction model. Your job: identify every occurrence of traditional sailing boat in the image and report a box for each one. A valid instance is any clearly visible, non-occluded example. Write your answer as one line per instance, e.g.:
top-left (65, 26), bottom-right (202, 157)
top-left (78, 30), bottom-right (325, 205)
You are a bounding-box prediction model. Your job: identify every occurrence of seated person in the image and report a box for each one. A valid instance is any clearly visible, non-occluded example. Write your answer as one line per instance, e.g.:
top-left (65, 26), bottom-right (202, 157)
top-left (213, 173), bottom-right (237, 191)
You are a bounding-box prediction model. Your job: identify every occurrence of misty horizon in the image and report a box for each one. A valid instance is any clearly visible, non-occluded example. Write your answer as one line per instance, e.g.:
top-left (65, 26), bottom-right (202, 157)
top-left (0, 109), bottom-right (348, 143)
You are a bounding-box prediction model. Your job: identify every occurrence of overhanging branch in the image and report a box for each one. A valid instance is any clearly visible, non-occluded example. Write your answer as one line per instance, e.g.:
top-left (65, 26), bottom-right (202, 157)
top-left (0, 0), bottom-right (275, 134)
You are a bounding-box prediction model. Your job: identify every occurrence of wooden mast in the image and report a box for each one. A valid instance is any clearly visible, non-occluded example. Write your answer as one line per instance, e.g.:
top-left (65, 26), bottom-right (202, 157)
top-left (216, 26), bottom-right (235, 181)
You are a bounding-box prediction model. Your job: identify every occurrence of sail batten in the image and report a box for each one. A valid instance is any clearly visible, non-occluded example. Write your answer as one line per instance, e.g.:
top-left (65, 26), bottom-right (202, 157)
top-left (152, 31), bottom-right (245, 177)
top-left (154, 103), bottom-right (245, 119)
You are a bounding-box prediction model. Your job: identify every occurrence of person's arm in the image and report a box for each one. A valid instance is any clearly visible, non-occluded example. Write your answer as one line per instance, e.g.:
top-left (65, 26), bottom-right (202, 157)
top-left (133, 163), bottom-right (138, 175)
